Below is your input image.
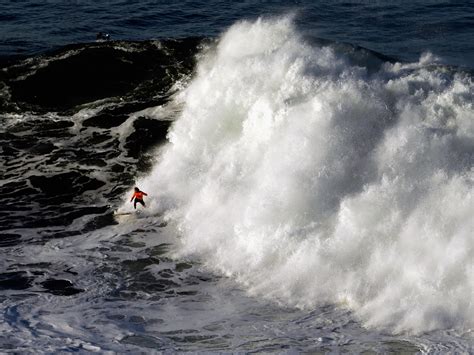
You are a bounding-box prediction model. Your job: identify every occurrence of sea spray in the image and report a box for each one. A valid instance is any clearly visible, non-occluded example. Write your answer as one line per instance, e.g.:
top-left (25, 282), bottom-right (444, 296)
top-left (130, 17), bottom-right (473, 333)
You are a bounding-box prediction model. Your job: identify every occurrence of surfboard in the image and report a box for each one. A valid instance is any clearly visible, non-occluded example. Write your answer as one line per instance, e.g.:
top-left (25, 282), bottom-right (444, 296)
top-left (113, 209), bottom-right (144, 219)
top-left (113, 210), bottom-right (139, 223)
top-left (113, 211), bottom-right (134, 216)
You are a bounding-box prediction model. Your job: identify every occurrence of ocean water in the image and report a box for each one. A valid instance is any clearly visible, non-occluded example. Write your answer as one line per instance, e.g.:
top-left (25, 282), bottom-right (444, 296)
top-left (1, 1), bottom-right (473, 353)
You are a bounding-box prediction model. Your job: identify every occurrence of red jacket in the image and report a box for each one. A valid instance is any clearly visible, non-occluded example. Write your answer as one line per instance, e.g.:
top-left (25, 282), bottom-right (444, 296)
top-left (131, 191), bottom-right (147, 201)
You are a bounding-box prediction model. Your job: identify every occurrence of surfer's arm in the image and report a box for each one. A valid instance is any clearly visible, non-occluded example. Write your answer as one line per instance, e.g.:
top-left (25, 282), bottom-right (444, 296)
top-left (130, 193), bottom-right (135, 202)
top-left (143, 192), bottom-right (148, 196)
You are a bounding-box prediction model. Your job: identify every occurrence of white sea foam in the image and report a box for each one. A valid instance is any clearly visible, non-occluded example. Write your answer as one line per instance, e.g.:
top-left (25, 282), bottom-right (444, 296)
top-left (130, 17), bottom-right (474, 333)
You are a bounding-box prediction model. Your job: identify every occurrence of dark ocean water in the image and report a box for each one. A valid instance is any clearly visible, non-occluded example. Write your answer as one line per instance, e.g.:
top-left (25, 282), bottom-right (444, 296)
top-left (0, 1), bottom-right (473, 353)
top-left (2, 0), bottom-right (474, 68)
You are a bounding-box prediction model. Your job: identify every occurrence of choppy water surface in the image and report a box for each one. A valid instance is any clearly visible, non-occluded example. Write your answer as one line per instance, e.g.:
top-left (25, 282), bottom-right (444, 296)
top-left (1, 2), bottom-right (473, 354)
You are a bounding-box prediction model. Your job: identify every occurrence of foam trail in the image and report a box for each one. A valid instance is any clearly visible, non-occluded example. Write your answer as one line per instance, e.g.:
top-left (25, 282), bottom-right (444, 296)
top-left (129, 17), bottom-right (474, 333)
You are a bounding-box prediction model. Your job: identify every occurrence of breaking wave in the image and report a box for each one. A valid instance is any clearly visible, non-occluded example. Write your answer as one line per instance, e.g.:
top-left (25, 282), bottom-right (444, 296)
top-left (131, 17), bottom-right (473, 333)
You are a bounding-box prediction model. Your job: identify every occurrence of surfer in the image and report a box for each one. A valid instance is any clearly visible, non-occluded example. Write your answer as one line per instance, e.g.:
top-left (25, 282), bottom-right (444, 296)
top-left (130, 187), bottom-right (148, 209)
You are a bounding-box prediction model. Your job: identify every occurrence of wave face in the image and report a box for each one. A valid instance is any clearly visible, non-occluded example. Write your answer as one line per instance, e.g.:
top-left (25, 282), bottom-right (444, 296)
top-left (133, 17), bottom-right (474, 333)
top-left (0, 38), bottom-right (202, 235)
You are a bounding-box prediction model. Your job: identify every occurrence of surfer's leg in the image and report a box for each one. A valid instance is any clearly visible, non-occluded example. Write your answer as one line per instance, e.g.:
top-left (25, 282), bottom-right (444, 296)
top-left (133, 200), bottom-right (137, 209)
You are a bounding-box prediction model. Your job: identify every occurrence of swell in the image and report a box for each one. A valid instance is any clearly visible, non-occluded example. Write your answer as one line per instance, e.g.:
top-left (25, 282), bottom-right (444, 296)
top-left (130, 17), bottom-right (474, 334)
top-left (0, 38), bottom-right (204, 114)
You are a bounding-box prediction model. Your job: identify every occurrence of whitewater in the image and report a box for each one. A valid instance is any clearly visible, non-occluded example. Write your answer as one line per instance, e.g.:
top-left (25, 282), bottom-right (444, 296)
top-left (129, 17), bottom-right (473, 335)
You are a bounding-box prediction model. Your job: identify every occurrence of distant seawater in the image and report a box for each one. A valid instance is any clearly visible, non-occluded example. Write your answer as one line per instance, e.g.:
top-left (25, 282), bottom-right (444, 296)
top-left (0, 1), bottom-right (473, 353)
top-left (2, 0), bottom-right (474, 68)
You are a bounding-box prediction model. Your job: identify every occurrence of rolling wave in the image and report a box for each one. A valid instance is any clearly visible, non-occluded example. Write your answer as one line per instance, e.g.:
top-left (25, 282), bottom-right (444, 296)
top-left (132, 17), bottom-right (473, 334)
